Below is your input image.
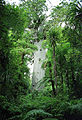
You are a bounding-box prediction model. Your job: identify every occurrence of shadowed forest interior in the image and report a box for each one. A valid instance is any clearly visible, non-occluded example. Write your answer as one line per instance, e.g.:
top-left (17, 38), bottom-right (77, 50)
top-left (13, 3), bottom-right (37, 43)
top-left (0, 0), bottom-right (82, 120)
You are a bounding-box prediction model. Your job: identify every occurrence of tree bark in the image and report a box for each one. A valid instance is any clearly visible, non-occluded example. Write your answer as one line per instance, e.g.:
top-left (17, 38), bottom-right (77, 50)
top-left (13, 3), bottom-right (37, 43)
top-left (59, 61), bottom-right (63, 91)
top-left (66, 69), bottom-right (69, 93)
top-left (48, 62), bottom-right (55, 95)
top-left (53, 44), bottom-right (57, 95)
top-left (60, 70), bottom-right (63, 91)
top-left (71, 64), bottom-right (77, 95)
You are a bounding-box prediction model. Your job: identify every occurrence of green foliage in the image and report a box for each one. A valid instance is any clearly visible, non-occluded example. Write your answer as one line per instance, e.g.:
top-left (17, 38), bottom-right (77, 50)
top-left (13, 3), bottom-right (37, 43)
top-left (0, 0), bottom-right (81, 120)
top-left (64, 100), bottom-right (82, 120)
top-left (23, 109), bottom-right (52, 120)
top-left (22, 0), bottom-right (48, 30)
top-left (0, 0), bottom-right (39, 119)
top-left (43, 118), bottom-right (58, 120)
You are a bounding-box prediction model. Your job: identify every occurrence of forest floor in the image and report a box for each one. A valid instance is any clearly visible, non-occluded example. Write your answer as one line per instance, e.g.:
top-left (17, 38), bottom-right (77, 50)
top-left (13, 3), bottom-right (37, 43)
top-left (43, 118), bottom-right (58, 120)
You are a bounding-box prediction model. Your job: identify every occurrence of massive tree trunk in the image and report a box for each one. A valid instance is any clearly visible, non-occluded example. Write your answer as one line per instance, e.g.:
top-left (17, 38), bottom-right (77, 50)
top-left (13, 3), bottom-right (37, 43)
top-left (32, 40), bottom-right (46, 90)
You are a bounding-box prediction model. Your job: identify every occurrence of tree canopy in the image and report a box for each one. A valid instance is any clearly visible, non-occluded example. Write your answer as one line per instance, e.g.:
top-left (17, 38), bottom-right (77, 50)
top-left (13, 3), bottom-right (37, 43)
top-left (0, 0), bottom-right (82, 120)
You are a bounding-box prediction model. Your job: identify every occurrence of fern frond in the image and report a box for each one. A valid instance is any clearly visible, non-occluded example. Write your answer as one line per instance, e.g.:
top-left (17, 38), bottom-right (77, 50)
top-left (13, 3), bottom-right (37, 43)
top-left (23, 109), bottom-right (53, 120)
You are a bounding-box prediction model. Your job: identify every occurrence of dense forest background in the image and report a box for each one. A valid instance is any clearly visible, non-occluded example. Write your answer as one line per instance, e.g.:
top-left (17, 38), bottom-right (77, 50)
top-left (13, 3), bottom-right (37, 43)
top-left (0, 0), bottom-right (82, 120)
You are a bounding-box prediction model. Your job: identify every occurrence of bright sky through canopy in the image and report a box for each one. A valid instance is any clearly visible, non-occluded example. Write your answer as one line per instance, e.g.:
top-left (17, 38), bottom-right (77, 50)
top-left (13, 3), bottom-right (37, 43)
top-left (5, 0), bottom-right (61, 6)
top-left (5, 0), bottom-right (61, 16)
top-left (5, 0), bottom-right (61, 19)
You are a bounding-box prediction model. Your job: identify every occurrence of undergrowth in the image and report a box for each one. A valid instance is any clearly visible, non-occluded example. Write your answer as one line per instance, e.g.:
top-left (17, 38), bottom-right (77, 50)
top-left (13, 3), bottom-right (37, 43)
top-left (0, 91), bottom-right (82, 120)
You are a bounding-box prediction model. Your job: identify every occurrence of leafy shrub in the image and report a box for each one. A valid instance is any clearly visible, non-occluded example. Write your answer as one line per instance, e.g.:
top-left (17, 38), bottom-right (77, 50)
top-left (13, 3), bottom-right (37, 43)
top-left (64, 101), bottom-right (82, 120)
top-left (0, 95), bottom-right (22, 120)
top-left (23, 109), bottom-right (53, 120)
